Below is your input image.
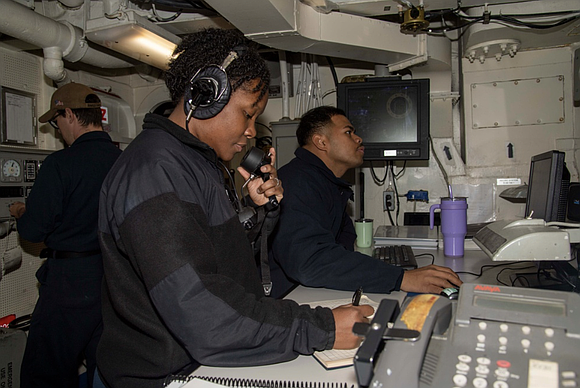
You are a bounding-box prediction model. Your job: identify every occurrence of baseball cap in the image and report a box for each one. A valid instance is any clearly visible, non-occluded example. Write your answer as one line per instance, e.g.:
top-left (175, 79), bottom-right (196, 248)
top-left (39, 83), bottom-right (102, 123)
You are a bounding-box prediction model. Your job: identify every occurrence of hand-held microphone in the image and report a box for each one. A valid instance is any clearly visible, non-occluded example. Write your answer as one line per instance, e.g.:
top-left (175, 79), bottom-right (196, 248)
top-left (240, 147), bottom-right (279, 208)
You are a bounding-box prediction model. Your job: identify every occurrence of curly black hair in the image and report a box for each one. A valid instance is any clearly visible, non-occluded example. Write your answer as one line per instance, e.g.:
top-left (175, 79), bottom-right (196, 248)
top-left (296, 106), bottom-right (347, 147)
top-left (165, 28), bottom-right (270, 107)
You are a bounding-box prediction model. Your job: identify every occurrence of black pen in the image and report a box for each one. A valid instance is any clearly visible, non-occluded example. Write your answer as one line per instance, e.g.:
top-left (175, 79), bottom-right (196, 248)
top-left (352, 287), bottom-right (363, 306)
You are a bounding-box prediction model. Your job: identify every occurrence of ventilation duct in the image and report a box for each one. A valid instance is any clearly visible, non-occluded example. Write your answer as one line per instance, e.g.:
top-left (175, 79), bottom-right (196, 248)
top-left (205, 0), bottom-right (451, 71)
top-left (0, 0), bottom-right (133, 82)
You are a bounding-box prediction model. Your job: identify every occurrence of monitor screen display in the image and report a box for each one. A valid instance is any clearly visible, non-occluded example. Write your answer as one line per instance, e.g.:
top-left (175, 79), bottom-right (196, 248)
top-left (347, 85), bottom-right (419, 143)
top-left (337, 78), bottom-right (429, 161)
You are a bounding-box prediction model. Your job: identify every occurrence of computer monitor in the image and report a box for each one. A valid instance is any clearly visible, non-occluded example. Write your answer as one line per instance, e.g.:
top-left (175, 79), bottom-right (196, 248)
top-left (525, 150), bottom-right (570, 222)
top-left (512, 151), bottom-right (578, 292)
top-left (337, 77), bottom-right (430, 161)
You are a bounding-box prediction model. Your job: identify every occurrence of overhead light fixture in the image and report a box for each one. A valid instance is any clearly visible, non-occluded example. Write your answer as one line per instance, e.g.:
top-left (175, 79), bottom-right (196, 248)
top-left (85, 11), bottom-right (181, 70)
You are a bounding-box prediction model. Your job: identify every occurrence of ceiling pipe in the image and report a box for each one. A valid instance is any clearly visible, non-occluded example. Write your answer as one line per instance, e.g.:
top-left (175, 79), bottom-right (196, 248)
top-left (0, 0), bottom-right (133, 82)
top-left (59, 0), bottom-right (84, 8)
top-left (43, 46), bottom-right (68, 83)
top-left (278, 50), bottom-right (291, 120)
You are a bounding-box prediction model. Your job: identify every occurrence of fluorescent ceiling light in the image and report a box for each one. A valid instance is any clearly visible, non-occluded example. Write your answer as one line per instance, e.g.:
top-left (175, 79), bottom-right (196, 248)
top-left (85, 11), bottom-right (181, 70)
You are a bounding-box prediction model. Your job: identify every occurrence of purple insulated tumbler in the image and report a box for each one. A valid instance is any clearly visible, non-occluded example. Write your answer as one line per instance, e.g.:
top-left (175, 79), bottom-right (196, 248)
top-left (430, 197), bottom-right (468, 257)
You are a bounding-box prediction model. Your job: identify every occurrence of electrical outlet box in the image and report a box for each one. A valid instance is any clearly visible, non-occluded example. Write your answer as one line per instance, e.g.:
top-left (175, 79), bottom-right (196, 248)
top-left (383, 190), bottom-right (395, 211)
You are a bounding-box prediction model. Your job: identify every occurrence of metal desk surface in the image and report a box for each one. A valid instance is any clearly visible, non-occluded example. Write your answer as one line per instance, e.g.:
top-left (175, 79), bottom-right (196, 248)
top-left (191, 247), bottom-right (530, 383)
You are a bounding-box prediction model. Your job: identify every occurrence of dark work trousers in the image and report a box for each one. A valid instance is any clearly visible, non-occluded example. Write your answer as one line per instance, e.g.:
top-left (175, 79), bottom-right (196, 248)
top-left (20, 255), bottom-right (104, 388)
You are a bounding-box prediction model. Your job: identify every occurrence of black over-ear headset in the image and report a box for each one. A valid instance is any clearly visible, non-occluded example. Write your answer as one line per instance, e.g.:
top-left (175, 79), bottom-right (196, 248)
top-left (184, 46), bottom-right (247, 122)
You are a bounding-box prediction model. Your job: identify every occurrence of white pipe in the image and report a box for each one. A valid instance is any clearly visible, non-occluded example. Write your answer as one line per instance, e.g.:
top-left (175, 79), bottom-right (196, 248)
top-left (59, 0), bottom-right (84, 8)
top-left (0, 0), bottom-right (132, 71)
top-left (278, 50), bottom-right (290, 120)
top-left (0, 0), bottom-right (78, 54)
top-left (43, 46), bottom-right (68, 83)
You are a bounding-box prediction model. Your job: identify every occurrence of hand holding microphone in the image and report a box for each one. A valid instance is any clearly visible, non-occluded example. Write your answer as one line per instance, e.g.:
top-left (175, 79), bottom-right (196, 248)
top-left (239, 147), bottom-right (282, 208)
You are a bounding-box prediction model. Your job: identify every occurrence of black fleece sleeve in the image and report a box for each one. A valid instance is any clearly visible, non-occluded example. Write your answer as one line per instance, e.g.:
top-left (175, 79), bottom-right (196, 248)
top-left (119, 193), bottom-right (335, 367)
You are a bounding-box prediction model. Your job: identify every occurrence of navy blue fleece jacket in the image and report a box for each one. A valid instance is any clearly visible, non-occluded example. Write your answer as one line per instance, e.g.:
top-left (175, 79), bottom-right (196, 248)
top-left (269, 147), bottom-right (404, 298)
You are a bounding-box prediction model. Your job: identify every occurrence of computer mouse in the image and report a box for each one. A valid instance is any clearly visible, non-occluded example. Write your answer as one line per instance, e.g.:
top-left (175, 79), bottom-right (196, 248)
top-left (440, 287), bottom-right (459, 300)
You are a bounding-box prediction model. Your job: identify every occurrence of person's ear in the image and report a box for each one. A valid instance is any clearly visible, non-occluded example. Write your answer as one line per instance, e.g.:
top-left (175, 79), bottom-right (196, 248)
top-left (312, 133), bottom-right (328, 151)
top-left (64, 108), bottom-right (75, 123)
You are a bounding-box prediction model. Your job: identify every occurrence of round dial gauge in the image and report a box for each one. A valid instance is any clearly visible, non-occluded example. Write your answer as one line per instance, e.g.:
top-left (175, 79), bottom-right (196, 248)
top-left (2, 159), bottom-right (21, 178)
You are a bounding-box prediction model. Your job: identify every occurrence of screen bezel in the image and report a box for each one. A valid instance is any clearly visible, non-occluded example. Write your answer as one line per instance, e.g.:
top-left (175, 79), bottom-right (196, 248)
top-left (337, 78), bottom-right (430, 161)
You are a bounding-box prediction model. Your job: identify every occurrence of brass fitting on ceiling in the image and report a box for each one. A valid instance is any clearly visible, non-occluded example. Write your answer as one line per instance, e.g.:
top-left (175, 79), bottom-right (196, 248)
top-left (400, 6), bottom-right (429, 35)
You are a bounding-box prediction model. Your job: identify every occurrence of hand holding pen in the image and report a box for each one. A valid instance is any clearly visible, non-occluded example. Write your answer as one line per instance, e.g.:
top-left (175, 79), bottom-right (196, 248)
top-left (352, 286), bottom-right (363, 306)
top-left (332, 287), bottom-right (374, 349)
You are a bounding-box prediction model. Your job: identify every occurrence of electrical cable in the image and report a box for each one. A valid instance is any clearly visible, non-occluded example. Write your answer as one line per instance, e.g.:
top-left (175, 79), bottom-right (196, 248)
top-left (150, 0), bottom-right (213, 11)
top-left (312, 59), bottom-right (323, 108)
top-left (425, 4), bottom-right (462, 18)
top-left (496, 265), bottom-right (535, 286)
top-left (386, 207), bottom-right (395, 226)
top-left (369, 161), bottom-right (388, 185)
top-left (457, 10), bottom-right (580, 26)
top-left (428, 16), bottom-right (481, 31)
top-left (414, 252), bottom-right (435, 265)
top-left (150, 3), bottom-right (182, 21)
top-left (455, 261), bottom-right (533, 278)
top-left (370, 161), bottom-right (394, 224)
top-left (322, 89), bottom-right (337, 104)
top-left (426, 19), bottom-right (480, 40)
top-left (424, 6), bottom-right (580, 41)
top-left (322, 89), bottom-right (336, 99)
top-left (390, 163), bottom-right (400, 226)
top-left (511, 274), bottom-right (531, 287)
top-left (325, 56), bottom-right (339, 88)
top-left (394, 161), bottom-right (407, 179)
top-left (255, 136), bottom-right (272, 149)
top-left (549, 269), bottom-right (578, 290)
top-left (293, 54), bottom-right (323, 117)
top-left (548, 257), bottom-right (579, 291)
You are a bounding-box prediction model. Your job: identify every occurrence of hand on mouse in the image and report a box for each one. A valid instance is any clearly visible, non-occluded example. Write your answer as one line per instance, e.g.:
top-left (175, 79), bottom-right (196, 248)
top-left (400, 264), bottom-right (463, 294)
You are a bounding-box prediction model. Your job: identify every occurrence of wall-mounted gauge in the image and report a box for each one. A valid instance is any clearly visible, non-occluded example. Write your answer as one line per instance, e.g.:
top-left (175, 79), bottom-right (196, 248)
top-left (1, 159), bottom-right (22, 182)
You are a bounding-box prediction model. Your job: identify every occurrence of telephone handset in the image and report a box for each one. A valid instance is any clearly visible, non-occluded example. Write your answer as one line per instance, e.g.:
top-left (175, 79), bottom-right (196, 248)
top-left (239, 147), bottom-right (279, 208)
top-left (354, 294), bottom-right (452, 388)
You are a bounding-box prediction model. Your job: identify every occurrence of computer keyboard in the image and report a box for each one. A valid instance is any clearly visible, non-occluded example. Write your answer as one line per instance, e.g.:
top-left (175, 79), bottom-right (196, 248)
top-left (372, 245), bottom-right (418, 269)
